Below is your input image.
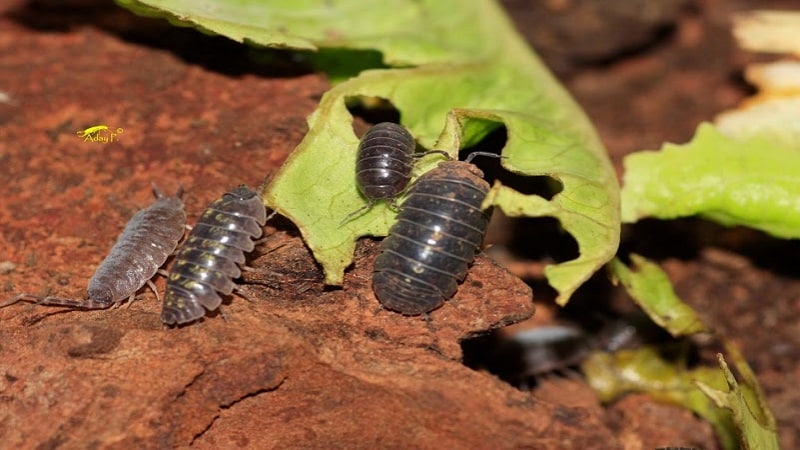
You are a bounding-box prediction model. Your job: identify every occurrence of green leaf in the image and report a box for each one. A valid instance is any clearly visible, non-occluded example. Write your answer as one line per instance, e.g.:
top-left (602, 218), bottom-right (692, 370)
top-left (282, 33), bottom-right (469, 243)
top-left (695, 344), bottom-right (780, 450)
top-left (116, 0), bottom-right (620, 305)
top-left (608, 255), bottom-right (706, 337)
top-left (594, 256), bottom-right (779, 450)
top-left (621, 122), bottom-right (800, 238)
top-left (582, 347), bottom-right (739, 450)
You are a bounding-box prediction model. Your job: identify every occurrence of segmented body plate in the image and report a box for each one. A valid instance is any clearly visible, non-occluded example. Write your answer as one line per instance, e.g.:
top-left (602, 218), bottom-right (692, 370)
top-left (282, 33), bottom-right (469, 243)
top-left (356, 122), bottom-right (416, 201)
top-left (86, 192), bottom-right (186, 305)
top-left (372, 160), bottom-right (491, 314)
top-left (161, 185), bottom-right (266, 325)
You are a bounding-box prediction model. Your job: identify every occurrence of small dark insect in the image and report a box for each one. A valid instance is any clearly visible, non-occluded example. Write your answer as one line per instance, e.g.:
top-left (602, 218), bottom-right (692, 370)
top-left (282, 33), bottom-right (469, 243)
top-left (462, 320), bottom-right (641, 389)
top-left (510, 322), bottom-right (638, 377)
top-left (161, 185), bottom-right (267, 325)
top-left (372, 152), bottom-right (496, 315)
top-left (342, 122), bottom-right (447, 224)
top-left (1, 185), bottom-right (186, 310)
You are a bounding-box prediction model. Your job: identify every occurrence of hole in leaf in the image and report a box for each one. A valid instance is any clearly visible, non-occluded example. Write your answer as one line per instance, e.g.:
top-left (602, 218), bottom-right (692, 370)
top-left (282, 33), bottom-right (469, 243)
top-left (346, 96), bottom-right (402, 137)
top-left (458, 126), bottom-right (563, 200)
top-left (486, 214), bottom-right (580, 265)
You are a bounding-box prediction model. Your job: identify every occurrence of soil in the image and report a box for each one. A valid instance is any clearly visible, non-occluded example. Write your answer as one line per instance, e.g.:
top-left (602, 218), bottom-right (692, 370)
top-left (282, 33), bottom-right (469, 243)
top-left (0, 0), bottom-right (797, 449)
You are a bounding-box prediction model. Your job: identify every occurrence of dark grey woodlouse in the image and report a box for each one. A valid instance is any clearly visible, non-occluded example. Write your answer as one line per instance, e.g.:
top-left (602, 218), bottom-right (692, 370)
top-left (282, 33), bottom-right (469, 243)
top-left (372, 152), bottom-right (496, 315)
top-left (161, 185), bottom-right (267, 325)
top-left (342, 122), bottom-right (447, 224)
top-left (0, 186), bottom-right (186, 310)
top-left (357, 122), bottom-right (416, 202)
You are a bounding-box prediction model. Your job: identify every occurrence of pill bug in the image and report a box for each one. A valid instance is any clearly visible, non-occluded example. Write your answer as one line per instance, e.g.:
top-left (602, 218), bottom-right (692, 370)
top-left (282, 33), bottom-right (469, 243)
top-left (161, 185), bottom-right (267, 325)
top-left (0, 185), bottom-right (186, 310)
top-left (342, 122), bottom-right (447, 224)
top-left (372, 152), bottom-right (497, 315)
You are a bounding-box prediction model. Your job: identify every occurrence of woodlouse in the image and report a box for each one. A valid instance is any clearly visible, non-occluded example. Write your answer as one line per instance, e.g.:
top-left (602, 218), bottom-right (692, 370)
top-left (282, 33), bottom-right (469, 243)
top-left (1, 185), bottom-right (186, 310)
top-left (342, 122), bottom-right (446, 224)
top-left (463, 320), bottom-right (640, 389)
top-left (161, 185), bottom-right (267, 325)
top-left (372, 152), bottom-right (496, 315)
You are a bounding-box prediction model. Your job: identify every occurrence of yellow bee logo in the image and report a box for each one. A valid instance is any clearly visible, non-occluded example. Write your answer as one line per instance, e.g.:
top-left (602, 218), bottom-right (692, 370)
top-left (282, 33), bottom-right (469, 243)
top-left (76, 125), bottom-right (110, 137)
top-left (76, 125), bottom-right (123, 143)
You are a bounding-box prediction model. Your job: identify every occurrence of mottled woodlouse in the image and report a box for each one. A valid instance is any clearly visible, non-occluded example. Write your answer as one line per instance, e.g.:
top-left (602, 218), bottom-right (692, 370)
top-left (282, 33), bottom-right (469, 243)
top-left (342, 122), bottom-right (446, 224)
top-left (161, 185), bottom-right (267, 325)
top-left (1, 185), bottom-right (186, 310)
top-left (372, 152), bottom-right (498, 315)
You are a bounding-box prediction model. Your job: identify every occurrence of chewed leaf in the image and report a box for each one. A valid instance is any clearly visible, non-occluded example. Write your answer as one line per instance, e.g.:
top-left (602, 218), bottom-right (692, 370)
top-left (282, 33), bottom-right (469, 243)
top-left (608, 255), bottom-right (706, 337)
top-left (117, 0), bottom-right (620, 305)
top-left (695, 344), bottom-right (780, 450)
top-left (621, 123), bottom-right (800, 238)
top-left (264, 55), bottom-right (618, 306)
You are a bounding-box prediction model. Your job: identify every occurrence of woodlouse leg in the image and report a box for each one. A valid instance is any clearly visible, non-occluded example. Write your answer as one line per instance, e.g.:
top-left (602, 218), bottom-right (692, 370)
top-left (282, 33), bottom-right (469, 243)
top-left (124, 280), bottom-right (159, 309)
top-left (387, 199), bottom-right (402, 212)
top-left (339, 201), bottom-right (375, 226)
top-left (145, 279), bottom-right (160, 302)
top-left (118, 293), bottom-right (135, 309)
top-left (250, 211), bottom-right (277, 246)
top-left (232, 285), bottom-right (254, 302)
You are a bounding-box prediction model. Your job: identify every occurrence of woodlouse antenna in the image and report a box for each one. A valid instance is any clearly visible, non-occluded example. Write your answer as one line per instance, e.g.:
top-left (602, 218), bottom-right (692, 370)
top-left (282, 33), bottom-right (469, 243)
top-left (463, 151), bottom-right (504, 164)
top-left (0, 293), bottom-right (111, 310)
top-left (339, 201), bottom-right (376, 226)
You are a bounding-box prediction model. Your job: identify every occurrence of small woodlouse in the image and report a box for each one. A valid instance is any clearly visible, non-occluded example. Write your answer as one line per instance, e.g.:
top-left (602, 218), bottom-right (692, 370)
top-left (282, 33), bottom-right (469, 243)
top-left (342, 122), bottom-right (448, 224)
top-left (1, 185), bottom-right (186, 310)
top-left (372, 152), bottom-right (497, 315)
top-left (464, 320), bottom-right (640, 389)
top-left (161, 185), bottom-right (267, 325)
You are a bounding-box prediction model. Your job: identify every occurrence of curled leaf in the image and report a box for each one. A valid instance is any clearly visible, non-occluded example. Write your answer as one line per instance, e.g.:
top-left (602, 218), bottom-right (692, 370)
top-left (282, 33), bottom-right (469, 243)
top-left (621, 123), bottom-right (800, 238)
